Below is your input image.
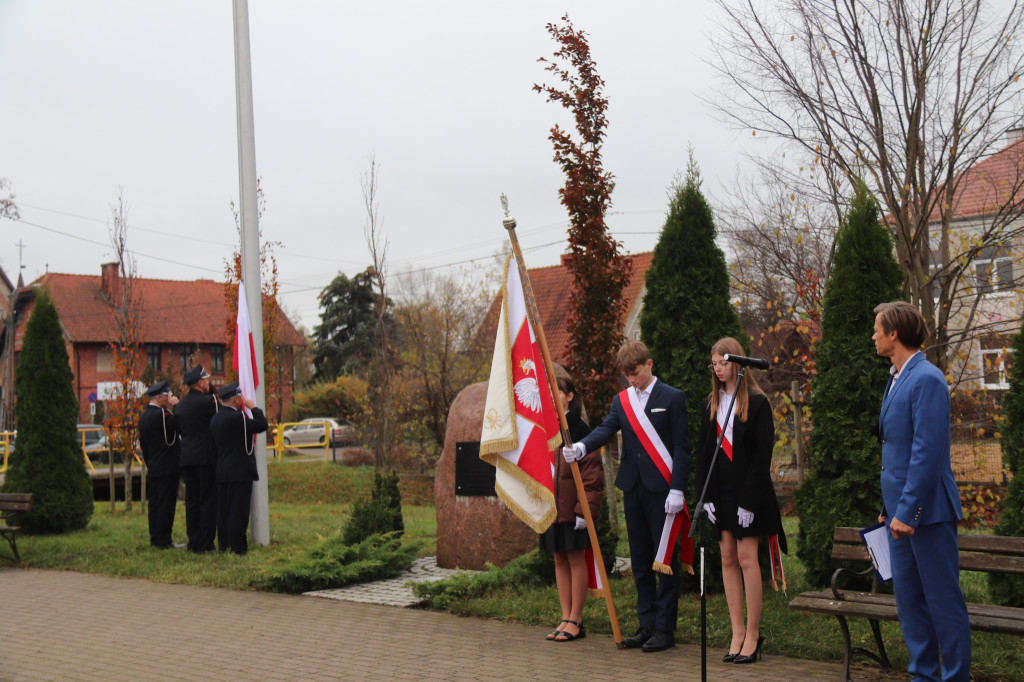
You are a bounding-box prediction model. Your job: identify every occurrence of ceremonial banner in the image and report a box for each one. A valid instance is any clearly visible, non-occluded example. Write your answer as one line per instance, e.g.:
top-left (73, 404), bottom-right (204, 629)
top-left (618, 387), bottom-right (693, 575)
top-left (233, 282), bottom-right (260, 418)
top-left (480, 256), bottom-right (561, 533)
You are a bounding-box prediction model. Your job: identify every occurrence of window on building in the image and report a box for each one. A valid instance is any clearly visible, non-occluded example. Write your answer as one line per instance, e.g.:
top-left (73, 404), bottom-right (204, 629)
top-left (210, 345), bottom-right (224, 374)
top-left (179, 344), bottom-right (192, 373)
top-left (147, 344), bottom-right (161, 372)
top-left (981, 337), bottom-right (1014, 389)
top-left (974, 244), bottom-right (1014, 295)
top-left (96, 348), bottom-right (113, 373)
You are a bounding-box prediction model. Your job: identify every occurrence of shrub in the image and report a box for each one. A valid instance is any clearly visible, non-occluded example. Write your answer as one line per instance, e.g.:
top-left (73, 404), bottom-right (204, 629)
top-left (258, 531), bottom-right (419, 593)
top-left (411, 550), bottom-right (549, 610)
top-left (2, 290), bottom-right (93, 533)
top-left (795, 181), bottom-right (902, 586)
top-left (993, 318), bottom-right (1024, 605)
top-left (341, 470), bottom-right (404, 545)
top-left (288, 375), bottom-right (368, 423)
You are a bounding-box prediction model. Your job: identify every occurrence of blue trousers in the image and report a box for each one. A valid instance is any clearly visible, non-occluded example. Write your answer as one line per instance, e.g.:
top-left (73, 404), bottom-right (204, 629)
top-left (623, 483), bottom-right (678, 632)
top-left (888, 520), bottom-right (971, 681)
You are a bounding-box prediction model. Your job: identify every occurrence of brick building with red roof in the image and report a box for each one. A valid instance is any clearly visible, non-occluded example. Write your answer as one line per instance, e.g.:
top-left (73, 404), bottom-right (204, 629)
top-left (0, 263), bottom-right (304, 424)
top-left (479, 252), bottom-right (654, 368)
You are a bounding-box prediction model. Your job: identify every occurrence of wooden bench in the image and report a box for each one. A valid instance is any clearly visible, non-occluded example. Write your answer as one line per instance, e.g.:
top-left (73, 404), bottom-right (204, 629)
top-left (0, 493), bottom-right (33, 562)
top-left (788, 526), bottom-right (1024, 681)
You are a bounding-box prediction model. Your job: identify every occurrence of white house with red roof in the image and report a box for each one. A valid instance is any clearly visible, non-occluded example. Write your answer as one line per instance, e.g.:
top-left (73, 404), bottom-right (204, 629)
top-left (928, 133), bottom-right (1024, 391)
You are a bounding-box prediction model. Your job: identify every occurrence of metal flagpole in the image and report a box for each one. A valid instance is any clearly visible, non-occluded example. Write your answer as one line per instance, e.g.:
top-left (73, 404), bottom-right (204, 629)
top-left (500, 195), bottom-right (624, 648)
top-left (232, 0), bottom-right (268, 545)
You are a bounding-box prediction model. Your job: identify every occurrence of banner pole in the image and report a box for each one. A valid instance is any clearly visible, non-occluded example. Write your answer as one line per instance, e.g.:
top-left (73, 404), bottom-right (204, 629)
top-left (500, 194), bottom-right (624, 648)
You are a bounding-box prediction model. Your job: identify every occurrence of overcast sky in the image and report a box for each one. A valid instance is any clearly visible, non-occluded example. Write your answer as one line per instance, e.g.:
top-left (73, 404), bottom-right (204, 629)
top-left (1, 1), bottom-right (754, 331)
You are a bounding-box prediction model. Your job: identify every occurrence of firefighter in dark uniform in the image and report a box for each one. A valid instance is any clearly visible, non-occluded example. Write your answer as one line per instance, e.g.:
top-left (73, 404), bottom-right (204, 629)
top-left (138, 380), bottom-right (182, 549)
top-left (210, 381), bottom-right (268, 555)
top-left (176, 365), bottom-right (219, 553)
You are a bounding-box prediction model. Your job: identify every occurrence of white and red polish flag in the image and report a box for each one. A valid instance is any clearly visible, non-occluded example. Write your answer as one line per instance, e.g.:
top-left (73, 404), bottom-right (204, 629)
top-left (233, 282), bottom-right (260, 418)
top-left (479, 256), bottom-right (561, 533)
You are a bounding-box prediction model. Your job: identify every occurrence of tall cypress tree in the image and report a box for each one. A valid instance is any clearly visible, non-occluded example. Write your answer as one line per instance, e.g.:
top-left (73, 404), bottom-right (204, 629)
top-left (795, 181), bottom-right (902, 586)
top-left (640, 153), bottom-right (743, 448)
top-left (992, 323), bottom-right (1024, 606)
top-left (2, 289), bottom-right (93, 532)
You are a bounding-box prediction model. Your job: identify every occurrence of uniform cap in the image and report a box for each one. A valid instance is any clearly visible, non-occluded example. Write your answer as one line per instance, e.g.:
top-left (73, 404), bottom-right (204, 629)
top-left (218, 381), bottom-right (242, 400)
top-left (146, 380), bottom-right (171, 397)
top-left (183, 365), bottom-right (211, 386)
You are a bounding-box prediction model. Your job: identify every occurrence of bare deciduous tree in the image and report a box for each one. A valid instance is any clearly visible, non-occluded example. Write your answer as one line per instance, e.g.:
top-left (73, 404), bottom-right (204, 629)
top-left (362, 155), bottom-right (395, 470)
top-left (391, 266), bottom-right (494, 467)
top-left (709, 0), bottom-right (1024, 371)
top-left (105, 188), bottom-right (143, 512)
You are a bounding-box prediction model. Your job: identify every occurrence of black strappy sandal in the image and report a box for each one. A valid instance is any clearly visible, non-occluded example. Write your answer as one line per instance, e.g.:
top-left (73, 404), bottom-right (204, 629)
top-left (554, 620), bottom-right (586, 641)
top-left (546, 620), bottom-right (569, 640)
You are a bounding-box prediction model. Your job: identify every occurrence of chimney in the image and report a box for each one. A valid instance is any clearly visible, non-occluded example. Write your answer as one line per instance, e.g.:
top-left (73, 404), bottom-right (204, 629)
top-left (1008, 128), bottom-right (1024, 147)
top-left (101, 262), bottom-right (121, 303)
top-left (560, 253), bottom-right (574, 267)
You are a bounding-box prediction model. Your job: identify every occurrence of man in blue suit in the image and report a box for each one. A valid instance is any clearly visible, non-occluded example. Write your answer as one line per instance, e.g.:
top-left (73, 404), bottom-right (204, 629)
top-left (873, 301), bottom-right (970, 682)
top-left (563, 341), bottom-right (690, 652)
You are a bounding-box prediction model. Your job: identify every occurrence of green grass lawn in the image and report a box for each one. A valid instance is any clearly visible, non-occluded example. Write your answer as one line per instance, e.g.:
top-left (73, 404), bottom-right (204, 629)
top-left (10, 463), bottom-right (435, 589)
top-left (7, 463), bottom-right (1022, 681)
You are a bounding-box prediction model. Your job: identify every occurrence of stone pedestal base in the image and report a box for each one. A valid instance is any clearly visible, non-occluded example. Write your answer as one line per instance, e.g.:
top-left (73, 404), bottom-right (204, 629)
top-left (434, 382), bottom-right (536, 570)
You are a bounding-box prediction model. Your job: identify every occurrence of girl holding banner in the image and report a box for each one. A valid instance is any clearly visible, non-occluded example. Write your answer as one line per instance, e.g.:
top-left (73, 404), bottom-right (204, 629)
top-left (696, 337), bottom-right (786, 665)
top-left (541, 376), bottom-right (604, 642)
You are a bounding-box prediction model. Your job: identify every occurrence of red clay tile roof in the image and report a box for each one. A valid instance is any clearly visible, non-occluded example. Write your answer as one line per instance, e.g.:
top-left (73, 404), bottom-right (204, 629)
top-left (479, 252), bottom-right (653, 367)
top-left (30, 272), bottom-right (304, 347)
top-left (930, 139), bottom-right (1024, 221)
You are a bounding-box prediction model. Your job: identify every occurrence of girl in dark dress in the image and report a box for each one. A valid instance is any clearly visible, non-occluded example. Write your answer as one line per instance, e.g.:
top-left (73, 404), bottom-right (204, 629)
top-left (696, 337), bottom-right (786, 664)
top-left (540, 376), bottom-right (604, 642)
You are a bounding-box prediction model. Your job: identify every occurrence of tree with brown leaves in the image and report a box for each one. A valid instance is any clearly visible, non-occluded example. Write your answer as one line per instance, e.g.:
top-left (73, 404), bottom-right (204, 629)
top-left (534, 15), bottom-right (631, 420)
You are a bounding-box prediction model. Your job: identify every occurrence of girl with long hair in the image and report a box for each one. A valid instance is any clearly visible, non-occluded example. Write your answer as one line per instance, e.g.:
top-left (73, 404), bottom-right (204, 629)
top-left (696, 338), bottom-right (786, 664)
top-left (540, 375), bottom-right (604, 642)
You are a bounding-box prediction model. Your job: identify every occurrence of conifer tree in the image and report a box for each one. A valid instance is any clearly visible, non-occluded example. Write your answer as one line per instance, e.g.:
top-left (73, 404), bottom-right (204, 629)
top-left (992, 323), bottom-right (1024, 606)
top-left (2, 290), bottom-right (93, 532)
top-left (640, 154), bottom-right (743, 447)
top-left (795, 181), bottom-right (902, 586)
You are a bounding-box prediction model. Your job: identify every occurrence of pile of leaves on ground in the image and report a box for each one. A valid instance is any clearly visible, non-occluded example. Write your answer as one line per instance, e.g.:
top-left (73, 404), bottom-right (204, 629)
top-left (258, 470), bottom-right (419, 593)
top-left (959, 483), bottom-right (1005, 529)
top-left (410, 551), bottom-right (551, 610)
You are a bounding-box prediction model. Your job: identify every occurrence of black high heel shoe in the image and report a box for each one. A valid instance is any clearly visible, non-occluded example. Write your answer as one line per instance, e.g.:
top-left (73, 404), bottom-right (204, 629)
top-left (721, 652), bottom-right (739, 663)
top-left (733, 635), bottom-right (764, 664)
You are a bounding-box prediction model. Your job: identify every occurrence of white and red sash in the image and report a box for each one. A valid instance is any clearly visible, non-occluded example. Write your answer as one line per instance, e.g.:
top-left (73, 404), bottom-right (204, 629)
top-left (713, 395), bottom-right (786, 588)
top-left (619, 387), bottom-right (693, 575)
top-left (716, 394), bottom-right (735, 461)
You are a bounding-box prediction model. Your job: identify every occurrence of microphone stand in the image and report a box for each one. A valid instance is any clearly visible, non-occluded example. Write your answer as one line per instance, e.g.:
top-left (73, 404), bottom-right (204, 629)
top-left (688, 365), bottom-right (745, 682)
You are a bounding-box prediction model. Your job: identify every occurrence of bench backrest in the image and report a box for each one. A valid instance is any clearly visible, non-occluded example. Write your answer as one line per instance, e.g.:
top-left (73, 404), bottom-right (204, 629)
top-left (832, 526), bottom-right (1024, 576)
top-left (0, 493), bottom-right (33, 513)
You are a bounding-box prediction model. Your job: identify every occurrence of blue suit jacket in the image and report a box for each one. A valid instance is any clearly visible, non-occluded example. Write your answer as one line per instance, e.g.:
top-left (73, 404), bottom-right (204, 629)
top-left (879, 353), bottom-right (963, 527)
top-left (581, 380), bottom-right (691, 493)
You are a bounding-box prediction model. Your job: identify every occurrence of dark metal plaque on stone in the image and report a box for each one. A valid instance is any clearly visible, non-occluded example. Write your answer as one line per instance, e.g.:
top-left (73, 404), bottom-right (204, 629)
top-left (455, 441), bottom-right (495, 497)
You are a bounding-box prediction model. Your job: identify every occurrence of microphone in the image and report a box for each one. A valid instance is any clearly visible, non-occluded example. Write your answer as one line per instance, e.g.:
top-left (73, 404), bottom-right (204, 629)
top-left (723, 353), bottom-right (770, 370)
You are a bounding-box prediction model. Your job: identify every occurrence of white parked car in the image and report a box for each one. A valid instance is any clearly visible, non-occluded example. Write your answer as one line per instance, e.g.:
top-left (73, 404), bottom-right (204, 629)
top-left (282, 418), bottom-right (357, 447)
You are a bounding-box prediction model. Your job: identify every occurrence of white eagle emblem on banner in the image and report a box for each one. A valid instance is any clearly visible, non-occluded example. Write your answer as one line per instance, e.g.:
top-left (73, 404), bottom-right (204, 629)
top-left (514, 358), bottom-right (541, 413)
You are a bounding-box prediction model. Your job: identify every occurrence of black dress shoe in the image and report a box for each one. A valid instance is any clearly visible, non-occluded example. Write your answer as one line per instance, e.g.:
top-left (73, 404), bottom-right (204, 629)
top-left (622, 626), bottom-right (654, 649)
top-left (641, 630), bottom-right (676, 652)
top-left (733, 635), bottom-right (764, 664)
top-left (722, 652), bottom-right (739, 663)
